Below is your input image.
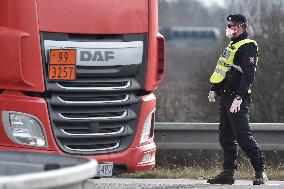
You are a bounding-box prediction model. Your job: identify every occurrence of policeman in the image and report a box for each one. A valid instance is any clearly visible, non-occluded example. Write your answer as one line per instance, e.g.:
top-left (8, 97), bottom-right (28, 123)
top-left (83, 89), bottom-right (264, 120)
top-left (207, 14), bottom-right (267, 185)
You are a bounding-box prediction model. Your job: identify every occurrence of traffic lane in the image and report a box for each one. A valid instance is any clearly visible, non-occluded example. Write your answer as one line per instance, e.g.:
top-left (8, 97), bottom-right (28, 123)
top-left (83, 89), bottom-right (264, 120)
top-left (85, 178), bottom-right (284, 189)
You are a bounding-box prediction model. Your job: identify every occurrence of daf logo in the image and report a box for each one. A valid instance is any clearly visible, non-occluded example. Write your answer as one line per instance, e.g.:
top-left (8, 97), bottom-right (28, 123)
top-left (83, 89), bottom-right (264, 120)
top-left (80, 51), bottom-right (115, 61)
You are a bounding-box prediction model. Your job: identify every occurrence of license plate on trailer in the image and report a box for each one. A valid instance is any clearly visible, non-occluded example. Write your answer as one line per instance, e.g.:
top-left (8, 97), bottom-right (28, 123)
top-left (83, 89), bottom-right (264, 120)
top-left (48, 49), bottom-right (76, 80)
top-left (96, 163), bottom-right (113, 177)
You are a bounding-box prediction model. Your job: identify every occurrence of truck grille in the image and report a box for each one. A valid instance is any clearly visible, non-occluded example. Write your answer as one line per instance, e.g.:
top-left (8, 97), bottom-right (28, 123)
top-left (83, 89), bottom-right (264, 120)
top-left (58, 94), bottom-right (129, 103)
top-left (57, 80), bottom-right (131, 89)
top-left (61, 126), bottom-right (124, 135)
top-left (41, 32), bottom-right (147, 155)
top-left (47, 91), bottom-right (140, 155)
top-left (64, 143), bottom-right (120, 152)
top-left (59, 111), bottom-right (127, 120)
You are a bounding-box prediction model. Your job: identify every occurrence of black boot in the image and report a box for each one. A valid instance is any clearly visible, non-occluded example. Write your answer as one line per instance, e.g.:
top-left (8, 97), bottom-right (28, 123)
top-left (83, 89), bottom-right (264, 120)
top-left (253, 171), bottom-right (268, 185)
top-left (207, 169), bottom-right (235, 185)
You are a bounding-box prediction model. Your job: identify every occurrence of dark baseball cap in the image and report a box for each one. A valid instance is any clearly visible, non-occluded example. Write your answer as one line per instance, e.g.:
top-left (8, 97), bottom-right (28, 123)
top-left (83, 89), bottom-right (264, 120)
top-left (227, 14), bottom-right (247, 24)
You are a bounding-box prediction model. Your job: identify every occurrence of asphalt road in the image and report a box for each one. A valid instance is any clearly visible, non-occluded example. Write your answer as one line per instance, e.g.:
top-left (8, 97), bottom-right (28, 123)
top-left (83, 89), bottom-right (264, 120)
top-left (85, 178), bottom-right (284, 189)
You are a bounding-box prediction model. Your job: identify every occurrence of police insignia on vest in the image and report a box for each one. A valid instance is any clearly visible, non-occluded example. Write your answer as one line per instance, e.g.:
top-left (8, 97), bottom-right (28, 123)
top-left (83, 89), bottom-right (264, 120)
top-left (222, 49), bottom-right (231, 59)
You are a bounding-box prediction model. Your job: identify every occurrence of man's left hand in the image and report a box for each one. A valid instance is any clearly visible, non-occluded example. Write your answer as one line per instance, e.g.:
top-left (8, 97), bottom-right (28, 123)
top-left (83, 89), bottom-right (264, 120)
top-left (230, 97), bottom-right (242, 113)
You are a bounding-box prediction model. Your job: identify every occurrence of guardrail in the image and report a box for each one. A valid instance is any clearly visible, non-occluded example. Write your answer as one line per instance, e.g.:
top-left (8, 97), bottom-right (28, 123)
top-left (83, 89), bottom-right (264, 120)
top-left (154, 123), bottom-right (284, 151)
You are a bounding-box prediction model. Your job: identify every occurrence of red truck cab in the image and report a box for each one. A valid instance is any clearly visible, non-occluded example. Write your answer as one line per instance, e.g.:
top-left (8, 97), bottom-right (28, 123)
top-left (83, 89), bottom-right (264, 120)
top-left (0, 0), bottom-right (165, 176)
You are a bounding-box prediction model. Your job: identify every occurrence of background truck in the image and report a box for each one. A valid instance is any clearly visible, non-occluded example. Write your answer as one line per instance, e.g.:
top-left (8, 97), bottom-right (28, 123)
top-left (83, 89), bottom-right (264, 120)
top-left (0, 0), bottom-right (165, 176)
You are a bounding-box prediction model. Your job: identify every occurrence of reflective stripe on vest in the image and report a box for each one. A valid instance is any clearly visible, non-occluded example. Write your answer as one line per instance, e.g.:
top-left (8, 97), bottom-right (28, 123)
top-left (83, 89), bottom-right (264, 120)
top-left (210, 39), bottom-right (258, 85)
top-left (217, 61), bottom-right (243, 73)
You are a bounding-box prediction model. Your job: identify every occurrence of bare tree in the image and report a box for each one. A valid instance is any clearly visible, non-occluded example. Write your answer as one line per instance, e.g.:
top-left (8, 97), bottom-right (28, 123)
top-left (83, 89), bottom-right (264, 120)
top-left (156, 0), bottom-right (284, 123)
top-left (252, 3), bottom-right (284, 122)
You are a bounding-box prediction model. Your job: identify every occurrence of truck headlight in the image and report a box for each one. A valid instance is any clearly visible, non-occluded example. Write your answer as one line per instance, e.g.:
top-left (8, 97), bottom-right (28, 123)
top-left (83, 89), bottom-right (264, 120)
top-left (2, 111), bottom-right (47, 147)
top-left (140, 111), bottom-right (155, 144)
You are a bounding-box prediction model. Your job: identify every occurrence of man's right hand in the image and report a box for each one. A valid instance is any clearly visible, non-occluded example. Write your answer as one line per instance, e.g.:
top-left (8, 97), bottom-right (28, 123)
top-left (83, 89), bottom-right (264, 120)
top-left (208, 91), bottom-right (216, 103)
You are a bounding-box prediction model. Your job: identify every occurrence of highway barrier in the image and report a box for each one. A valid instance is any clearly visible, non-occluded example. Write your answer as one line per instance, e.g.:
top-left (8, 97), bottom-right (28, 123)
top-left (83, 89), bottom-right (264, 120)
top-left (155, 123), bottom-right (284, 150)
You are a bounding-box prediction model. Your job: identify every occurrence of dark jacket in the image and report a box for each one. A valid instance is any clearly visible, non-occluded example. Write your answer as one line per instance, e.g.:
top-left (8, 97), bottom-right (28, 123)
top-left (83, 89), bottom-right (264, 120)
top-left (211, 32), bottom-right (258, 98)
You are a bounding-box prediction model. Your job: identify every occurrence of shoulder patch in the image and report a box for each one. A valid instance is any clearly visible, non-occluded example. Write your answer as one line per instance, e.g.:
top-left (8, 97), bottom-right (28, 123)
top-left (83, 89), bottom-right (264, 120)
top-left (249, 57), bottom-right (255, 64)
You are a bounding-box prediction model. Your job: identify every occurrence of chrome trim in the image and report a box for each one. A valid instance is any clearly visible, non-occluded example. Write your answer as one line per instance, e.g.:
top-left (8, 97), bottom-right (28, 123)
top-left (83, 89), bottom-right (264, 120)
top-left (64, 143), bottom-right (120, 152)
top-left (44, 40), bottom-right (143, 49)
top-left (57, 95), bottom-right (129, 104)
top-left (44, 40), bottom-right (143, 66)
top-left (58, 111), bottom-right (127, 120)
top-left (56, 81), bottom-right (131, 90)
top-left (61, 127), bottom-right (125, 136)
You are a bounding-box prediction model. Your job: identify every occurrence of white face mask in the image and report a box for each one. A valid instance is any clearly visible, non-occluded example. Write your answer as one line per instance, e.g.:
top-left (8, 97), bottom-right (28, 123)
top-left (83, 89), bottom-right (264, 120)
top-left (226, 27), bottom-right (235, 38)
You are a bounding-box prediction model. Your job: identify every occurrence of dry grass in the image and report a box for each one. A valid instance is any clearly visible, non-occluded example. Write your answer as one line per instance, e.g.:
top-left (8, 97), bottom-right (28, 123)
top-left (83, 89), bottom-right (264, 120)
top-left (119, 150), bottom-right (284, 180)
top-left (120, 165), bottom-right (284, 180)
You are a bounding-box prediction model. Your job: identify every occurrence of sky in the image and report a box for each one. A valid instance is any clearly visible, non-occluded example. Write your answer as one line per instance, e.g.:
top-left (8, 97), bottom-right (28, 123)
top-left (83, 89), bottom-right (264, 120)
top-left (197, 0), bottom-right (225, 7)
top-left (165, 0), bottom-right (226, 8)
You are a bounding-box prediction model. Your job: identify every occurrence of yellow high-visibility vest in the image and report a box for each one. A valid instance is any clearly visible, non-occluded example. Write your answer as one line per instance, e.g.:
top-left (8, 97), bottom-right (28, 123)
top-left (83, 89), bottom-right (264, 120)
top-left (210, 38), bottom-right (258, 93)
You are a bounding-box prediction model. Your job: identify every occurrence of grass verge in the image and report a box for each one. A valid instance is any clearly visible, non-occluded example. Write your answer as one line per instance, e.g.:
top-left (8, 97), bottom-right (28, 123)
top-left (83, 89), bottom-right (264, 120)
top-left (118, 150), bottom-right (284, 180)
top-left (120, 165), bottom-right (284, 180)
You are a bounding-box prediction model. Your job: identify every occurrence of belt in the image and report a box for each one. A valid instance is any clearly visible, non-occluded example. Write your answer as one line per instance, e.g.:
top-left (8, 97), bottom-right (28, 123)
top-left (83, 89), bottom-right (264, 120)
top-left (222, 89), bottom-right (236, 95)
top-left (221, 89), bottom-right (251, 98)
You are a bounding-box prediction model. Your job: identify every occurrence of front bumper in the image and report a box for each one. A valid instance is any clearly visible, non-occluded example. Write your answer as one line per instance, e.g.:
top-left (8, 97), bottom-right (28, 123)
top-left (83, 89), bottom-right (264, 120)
top-left (0, 91), bottom-right (156, 172)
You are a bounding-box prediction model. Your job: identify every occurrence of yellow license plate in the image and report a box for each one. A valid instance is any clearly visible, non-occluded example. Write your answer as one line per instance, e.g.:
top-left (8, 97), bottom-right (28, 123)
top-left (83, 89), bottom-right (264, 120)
top-left (49, 49), bottom-right (76, 80)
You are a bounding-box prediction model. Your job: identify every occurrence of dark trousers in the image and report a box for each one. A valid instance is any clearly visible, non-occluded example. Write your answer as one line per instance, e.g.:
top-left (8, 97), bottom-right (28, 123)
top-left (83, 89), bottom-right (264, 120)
top-left (219, 94), bottom-right (265, 172)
